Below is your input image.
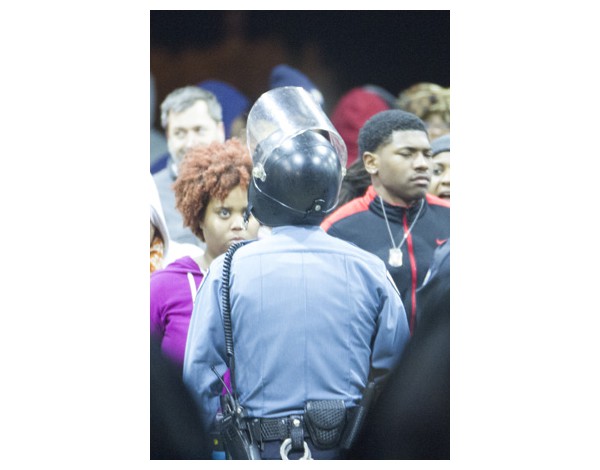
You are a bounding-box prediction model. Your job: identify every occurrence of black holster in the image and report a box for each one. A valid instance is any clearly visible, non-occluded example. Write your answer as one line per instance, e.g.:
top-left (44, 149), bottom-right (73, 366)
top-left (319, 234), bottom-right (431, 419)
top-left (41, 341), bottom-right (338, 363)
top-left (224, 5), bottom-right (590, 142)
top-left (216, 396), bottom-right (262, 460)
top-left (340, 381), bottom-right (377, 450)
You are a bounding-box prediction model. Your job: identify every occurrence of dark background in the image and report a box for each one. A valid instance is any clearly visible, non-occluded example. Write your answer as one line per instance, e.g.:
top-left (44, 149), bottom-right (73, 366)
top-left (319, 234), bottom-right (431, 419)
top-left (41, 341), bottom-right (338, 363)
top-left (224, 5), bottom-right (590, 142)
top-left (150, 10), bottom-right (449, 120)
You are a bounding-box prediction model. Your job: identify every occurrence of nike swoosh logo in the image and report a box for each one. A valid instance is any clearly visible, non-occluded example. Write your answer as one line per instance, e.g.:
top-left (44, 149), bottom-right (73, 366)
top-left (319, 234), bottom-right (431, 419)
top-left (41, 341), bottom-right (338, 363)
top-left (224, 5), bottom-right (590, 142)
top-left (436, 238), bottom-right (448, 246)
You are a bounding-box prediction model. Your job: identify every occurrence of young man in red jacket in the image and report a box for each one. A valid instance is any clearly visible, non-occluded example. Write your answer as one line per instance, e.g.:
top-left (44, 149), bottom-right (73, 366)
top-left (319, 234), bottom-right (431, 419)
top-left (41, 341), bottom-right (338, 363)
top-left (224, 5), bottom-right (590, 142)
top-left (322, 110), bottom-right (450, 334)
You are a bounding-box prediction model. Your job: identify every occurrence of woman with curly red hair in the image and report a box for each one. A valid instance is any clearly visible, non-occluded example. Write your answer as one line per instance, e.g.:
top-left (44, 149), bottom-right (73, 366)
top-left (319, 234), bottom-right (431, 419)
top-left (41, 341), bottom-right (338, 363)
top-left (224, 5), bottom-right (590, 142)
top-left (150, 138), bottom-right (260, 369)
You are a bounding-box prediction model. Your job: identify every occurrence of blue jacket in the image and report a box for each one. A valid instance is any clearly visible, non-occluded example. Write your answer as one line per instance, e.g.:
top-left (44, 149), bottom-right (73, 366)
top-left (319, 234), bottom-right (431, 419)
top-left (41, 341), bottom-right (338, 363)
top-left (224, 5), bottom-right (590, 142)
top-left (183, 225), bottom-right (409, 433)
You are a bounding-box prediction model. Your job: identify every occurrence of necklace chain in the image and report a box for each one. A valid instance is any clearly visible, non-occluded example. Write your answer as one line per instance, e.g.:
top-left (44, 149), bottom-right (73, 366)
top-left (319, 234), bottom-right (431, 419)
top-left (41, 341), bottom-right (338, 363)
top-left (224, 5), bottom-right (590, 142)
top-left (379, 196), bottom-right (424, 250)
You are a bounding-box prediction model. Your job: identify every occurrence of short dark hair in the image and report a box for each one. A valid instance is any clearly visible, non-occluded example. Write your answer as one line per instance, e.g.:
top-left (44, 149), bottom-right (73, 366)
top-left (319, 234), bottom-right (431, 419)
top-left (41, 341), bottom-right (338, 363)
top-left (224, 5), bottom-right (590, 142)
top-left (358, 110), bottom-right (427, 156)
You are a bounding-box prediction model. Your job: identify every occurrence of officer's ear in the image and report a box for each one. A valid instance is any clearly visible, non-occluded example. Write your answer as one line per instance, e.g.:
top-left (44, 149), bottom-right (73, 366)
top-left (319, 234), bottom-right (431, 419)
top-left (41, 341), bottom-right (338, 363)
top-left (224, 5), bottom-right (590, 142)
top-left (363, 152), bottom-right (379, 175)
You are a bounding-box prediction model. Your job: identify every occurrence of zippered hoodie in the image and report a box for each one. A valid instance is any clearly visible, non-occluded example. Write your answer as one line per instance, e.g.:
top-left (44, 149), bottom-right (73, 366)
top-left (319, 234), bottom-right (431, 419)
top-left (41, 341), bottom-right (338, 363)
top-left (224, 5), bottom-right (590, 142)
top-left (322, 185), bottom-right (450, 333)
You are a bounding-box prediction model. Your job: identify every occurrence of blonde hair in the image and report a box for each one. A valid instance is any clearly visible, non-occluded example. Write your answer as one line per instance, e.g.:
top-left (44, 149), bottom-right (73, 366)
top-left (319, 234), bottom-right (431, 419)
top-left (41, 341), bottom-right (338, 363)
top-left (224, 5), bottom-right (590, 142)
top-left (397, 82), bottom-right (450, 126)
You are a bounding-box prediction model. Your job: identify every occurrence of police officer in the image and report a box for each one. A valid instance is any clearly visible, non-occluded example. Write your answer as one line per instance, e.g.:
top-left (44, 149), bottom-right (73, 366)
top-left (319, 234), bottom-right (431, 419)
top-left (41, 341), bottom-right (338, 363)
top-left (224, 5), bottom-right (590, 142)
top-left (182, 87), bottom-right (411, 460)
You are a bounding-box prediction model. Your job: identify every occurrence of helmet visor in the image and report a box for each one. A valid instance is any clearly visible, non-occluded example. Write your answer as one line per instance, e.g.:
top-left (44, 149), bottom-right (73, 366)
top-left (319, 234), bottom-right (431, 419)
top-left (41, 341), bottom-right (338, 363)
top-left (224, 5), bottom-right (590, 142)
top-left (246, 86), bottom-right (347, 169)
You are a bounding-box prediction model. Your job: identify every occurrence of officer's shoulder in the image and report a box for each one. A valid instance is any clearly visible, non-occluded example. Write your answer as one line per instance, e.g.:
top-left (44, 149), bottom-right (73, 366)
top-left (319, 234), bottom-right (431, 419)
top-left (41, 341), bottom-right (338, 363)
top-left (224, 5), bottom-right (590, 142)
top-left (328, 235), bottom-right (386, 268)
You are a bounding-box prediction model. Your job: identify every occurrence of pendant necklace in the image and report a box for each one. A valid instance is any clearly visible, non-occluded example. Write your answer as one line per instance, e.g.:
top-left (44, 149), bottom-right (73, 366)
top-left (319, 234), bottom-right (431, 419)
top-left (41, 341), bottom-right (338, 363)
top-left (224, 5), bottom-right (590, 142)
top-left (379, 196), bottom-right (424, 267)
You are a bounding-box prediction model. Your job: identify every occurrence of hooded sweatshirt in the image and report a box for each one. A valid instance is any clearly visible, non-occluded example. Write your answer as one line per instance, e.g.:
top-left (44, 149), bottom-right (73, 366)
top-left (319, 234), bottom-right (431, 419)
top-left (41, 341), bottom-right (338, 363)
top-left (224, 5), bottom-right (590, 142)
top-left (150, 173), bottom-right (203, 270)
top-left (331, 86), bottom-right (394, 167)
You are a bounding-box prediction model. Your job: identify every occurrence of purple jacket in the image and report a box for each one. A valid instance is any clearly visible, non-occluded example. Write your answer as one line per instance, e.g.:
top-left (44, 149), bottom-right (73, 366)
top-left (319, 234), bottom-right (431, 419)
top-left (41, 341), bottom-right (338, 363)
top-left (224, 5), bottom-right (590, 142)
top-left (150, 256), bottom-right (204, 367)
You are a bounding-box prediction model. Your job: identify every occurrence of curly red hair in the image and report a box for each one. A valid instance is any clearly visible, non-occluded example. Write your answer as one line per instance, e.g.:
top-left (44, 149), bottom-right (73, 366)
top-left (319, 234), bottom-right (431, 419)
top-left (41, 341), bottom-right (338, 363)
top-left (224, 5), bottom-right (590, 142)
top-left (173, 138), bottom-right (253, 241)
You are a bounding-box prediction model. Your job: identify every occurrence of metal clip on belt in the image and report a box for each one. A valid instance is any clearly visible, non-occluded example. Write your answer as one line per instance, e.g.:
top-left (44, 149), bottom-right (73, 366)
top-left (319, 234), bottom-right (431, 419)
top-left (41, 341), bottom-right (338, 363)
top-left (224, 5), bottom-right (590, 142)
top-left (280, 438), bottom-right (312, 460)
top-left (281, 415), bottom-right (312, 460)
top-left (246, 415), bottom-right (313, 458)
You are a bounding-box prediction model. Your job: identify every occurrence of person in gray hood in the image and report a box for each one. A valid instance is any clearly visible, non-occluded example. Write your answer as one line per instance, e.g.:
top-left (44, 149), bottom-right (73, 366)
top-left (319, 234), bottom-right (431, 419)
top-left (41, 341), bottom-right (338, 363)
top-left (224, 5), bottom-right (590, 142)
top-left (150, 173), bottom-right (202, 274)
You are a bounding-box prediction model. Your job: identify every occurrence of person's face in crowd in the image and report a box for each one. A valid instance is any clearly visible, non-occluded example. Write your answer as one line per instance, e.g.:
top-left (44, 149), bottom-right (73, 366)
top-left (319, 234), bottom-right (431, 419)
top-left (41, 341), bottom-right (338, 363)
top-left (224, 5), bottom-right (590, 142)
top-left (230, 115), bottom-right (247, 144)
top-left (429, 151), bottom-right (450, 200)
top-left (425, 114), bottom-right (449, 141)
top-left (166, 100), bottom-right (225, 167)
top-left (365, 129), bottom-right (432, 206)
top-left (200, 185), bottom-right (259, 262)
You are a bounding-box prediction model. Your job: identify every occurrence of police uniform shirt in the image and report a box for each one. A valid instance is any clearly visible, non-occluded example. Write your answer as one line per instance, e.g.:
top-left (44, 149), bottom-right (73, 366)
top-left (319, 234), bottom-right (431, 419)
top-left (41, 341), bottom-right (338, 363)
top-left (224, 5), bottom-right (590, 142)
top-left (182, 225), bottom-right (410, 433)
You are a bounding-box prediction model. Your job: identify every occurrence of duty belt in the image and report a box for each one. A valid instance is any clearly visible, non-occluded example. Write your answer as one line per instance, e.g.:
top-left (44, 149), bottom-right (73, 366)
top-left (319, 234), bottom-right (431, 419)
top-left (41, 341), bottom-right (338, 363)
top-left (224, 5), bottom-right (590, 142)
top-left (245, 414), bottom-right (309, 451)
top-left (243, 405), bottom-right (358, 452)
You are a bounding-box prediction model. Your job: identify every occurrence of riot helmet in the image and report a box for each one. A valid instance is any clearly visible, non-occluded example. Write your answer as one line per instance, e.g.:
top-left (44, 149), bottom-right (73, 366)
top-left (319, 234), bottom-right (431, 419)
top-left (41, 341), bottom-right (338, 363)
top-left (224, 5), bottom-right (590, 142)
top-left (245, 87), bottom-right (347, 227)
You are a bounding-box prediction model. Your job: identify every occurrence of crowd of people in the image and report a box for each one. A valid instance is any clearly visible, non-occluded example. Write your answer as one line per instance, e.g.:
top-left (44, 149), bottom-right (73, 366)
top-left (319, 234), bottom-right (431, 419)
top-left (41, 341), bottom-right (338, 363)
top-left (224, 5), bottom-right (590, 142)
top-left (150, 64), bottom-right (450, 460)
